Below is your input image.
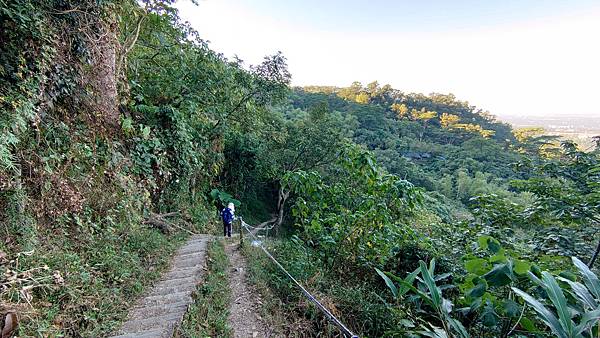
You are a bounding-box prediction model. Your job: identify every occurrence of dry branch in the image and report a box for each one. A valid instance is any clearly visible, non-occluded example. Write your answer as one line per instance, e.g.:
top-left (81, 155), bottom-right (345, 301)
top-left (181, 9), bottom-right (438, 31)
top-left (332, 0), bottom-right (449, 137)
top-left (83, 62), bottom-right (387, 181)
top-left (143, 211), bottom-right (196, 235)
top-left (257, 216), bottom-right (278, 228)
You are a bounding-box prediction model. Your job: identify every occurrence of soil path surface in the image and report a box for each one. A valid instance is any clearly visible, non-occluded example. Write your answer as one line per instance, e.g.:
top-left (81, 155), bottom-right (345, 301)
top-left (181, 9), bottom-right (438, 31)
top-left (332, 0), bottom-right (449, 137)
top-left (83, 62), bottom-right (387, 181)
top-left (225, 242), bottom-right (271, 338)
top-left (110, 235), bottom-right (211, 338)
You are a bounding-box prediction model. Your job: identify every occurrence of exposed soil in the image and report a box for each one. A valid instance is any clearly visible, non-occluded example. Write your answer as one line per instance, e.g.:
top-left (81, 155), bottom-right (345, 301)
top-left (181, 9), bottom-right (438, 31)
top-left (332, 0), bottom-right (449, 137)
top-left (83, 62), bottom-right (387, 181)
top-left (225, 242), bottom-right (271, 338)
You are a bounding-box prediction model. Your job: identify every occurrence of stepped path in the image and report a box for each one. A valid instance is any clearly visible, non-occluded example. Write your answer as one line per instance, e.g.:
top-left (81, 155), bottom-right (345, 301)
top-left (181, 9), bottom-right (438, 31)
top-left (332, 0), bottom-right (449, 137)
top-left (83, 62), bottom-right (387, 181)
top-left (110, 235), bottom-right (211, 338)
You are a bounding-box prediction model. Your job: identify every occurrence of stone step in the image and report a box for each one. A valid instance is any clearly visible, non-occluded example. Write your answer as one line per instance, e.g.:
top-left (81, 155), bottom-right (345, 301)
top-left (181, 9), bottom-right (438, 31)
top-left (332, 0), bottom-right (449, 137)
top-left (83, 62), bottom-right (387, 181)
top-left (119, 313), bottom-right (181, 333)
top-left (175, 251), bottom-right (205, 261)
top-left (129, 301), bottom-right (190, 321)
top-left (152, 274), bottom-right (199, 291)
top-left (157, 275), bottom-right (196, 286)
top-left (179, 237), bottom-right (207, 246)
top-left (110, 328), bottom-right (168, 338)
top-left (160, 265), bottom-right (203, 280)
top-left (176, 245), bottom-right (206, 255)
top-left (139, 292), bottom-right (192, 308)
top-left (146, 282), bottom-right (198, 298)
top-left (109, 235), bottom-right (210, 338)
top-left (176, 243), bottom-right (205, 253)
top-left (171, 257), bottom-right (204, 269)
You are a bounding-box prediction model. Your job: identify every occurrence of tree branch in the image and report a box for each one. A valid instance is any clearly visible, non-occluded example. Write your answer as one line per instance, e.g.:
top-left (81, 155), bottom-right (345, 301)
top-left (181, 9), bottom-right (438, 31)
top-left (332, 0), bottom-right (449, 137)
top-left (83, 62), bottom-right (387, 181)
top-left (213, 90), bottom-right (259, 129)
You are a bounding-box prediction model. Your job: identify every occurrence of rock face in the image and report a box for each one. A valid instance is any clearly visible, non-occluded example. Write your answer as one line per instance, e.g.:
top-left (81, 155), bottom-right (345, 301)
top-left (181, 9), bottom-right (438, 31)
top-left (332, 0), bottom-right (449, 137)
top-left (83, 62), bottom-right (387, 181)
top-left (110, 235), bottom-right (210, 338)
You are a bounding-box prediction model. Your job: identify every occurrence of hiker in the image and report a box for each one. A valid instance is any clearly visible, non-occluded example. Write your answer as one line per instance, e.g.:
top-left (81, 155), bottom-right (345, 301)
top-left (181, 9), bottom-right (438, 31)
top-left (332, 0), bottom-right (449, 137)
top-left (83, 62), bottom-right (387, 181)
top-left (221, 202), bottom-right (235, 237)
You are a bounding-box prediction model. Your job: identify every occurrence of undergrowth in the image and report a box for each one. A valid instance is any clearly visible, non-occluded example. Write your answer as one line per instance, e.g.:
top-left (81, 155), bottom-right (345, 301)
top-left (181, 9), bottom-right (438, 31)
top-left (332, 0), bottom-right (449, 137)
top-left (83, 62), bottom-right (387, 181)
top-left (2, 222), bottom-right (188, 336)
top-left (175, 239), bottom-right (232, 338)
top-left (242, 239), bottom-right (402, 337)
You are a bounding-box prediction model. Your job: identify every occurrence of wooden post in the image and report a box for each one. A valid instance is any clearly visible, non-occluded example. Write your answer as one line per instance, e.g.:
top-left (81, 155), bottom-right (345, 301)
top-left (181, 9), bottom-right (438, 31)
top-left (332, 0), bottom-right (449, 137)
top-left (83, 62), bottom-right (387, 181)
top-left (239, 217), bottom-right (244, 245)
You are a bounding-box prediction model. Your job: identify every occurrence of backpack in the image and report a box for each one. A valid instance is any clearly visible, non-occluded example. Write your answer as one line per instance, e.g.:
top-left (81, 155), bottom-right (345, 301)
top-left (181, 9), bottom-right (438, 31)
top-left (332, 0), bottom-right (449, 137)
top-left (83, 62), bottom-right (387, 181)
top-left (221, 207), bottom-right (233, 224)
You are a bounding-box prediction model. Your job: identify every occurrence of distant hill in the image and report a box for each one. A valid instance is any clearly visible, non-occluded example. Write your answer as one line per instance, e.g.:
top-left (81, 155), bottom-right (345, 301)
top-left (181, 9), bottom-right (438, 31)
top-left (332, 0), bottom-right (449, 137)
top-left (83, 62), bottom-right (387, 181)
top-left (289, 83), bottom-right (527, 201)
top-left (501, 115), bottom-right (600, 150)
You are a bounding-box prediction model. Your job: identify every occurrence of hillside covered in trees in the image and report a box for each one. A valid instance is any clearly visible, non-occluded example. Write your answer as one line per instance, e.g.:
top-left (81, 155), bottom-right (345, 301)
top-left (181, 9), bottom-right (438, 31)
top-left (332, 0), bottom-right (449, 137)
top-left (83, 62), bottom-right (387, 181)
top-left (1, 1), bottom-right (599, 337)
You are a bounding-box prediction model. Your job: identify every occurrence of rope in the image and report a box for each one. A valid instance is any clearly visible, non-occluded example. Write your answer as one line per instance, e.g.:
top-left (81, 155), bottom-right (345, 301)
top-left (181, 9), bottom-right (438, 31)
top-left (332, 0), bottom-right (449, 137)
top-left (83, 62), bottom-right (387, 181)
top-left (243, 222), bottom-right (276, 231)
top-left (240, 218), bottom-right (359, 338)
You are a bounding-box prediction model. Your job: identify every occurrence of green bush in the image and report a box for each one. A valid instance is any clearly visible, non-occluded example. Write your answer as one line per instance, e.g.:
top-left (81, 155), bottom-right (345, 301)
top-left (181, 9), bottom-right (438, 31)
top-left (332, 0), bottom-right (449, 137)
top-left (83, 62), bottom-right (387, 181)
top-left (244, 239), bottom-right (406, 337)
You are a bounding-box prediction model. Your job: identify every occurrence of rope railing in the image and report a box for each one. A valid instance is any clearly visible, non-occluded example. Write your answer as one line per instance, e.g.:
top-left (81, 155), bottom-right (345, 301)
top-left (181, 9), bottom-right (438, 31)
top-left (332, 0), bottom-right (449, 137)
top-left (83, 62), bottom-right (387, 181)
top-left (243, 222), bottom-right (276, 231)
top-left (239, 217), bottom-right (359, 338)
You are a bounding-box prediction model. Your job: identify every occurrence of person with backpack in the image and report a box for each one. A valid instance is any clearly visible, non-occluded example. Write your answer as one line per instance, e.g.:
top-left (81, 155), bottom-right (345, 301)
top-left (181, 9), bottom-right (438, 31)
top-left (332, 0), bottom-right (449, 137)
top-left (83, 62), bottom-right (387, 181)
top-left (221, 202), bottom-right (235, 237)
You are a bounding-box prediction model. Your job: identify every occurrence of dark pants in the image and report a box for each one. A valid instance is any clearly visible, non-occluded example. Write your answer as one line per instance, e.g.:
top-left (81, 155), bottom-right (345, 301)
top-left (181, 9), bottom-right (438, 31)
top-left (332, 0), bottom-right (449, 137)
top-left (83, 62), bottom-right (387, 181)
top-left (223, 221), bottom-right (232, 237)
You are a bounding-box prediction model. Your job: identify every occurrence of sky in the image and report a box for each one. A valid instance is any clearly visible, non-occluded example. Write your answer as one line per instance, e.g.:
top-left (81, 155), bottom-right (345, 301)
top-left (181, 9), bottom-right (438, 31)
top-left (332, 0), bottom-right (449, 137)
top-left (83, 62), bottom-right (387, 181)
top-left (175, 0), bottom-right (600, 118)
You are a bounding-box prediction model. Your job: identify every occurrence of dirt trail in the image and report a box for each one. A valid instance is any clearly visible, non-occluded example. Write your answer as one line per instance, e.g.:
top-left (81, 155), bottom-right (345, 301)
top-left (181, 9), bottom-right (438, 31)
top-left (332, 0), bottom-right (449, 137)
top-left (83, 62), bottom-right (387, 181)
top-left (225, 242), bottom-right (271, 338)
top-left (109, 235), bottom-right (211, 338)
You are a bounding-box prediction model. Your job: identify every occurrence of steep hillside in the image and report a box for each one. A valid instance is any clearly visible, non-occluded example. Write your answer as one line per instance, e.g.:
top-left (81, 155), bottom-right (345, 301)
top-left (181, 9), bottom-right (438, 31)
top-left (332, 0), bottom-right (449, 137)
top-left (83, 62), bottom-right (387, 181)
top-left (290, 84), bottom-right (525, 203)
top-left (1, 2), bottom-right (598, 337)
top-left (0, 1), bottom-right (288, 335)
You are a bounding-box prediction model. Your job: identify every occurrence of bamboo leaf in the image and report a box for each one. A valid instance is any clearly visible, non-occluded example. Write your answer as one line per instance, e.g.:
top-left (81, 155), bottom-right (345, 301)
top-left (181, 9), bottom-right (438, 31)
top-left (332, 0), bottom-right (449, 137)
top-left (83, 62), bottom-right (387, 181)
top-left (397, 279), bottom-right (436, 308)
top-left (574, 308), bottom-right (600, 335)
top-left (572, 256), bottom-right (600, 299)
top-left (375, 267), bottom-right (398, 298)
top-left (557, 276), bottom-right (599, 310)
top-left (448, 318), bottom-right (471, 338)
top-left (512, 287), bottom-right (568, 338)
top-left (399, 267), bottom-right (421, 296)
top-left (541, 272), bottom-right (575, 336)
top-left (420, 260), bottom-right (442, 307)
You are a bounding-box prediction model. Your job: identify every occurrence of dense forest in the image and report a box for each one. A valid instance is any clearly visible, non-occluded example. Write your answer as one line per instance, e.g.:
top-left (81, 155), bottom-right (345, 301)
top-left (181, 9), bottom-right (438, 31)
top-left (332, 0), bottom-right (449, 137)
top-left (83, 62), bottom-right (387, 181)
top-left (1, 1), bottom-right (599, 337)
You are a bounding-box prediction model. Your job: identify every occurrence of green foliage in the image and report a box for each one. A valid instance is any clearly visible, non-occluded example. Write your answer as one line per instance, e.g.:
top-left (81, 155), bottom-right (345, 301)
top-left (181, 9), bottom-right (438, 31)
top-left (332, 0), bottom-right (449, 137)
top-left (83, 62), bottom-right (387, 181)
top-left (0, 0), bottom-right (53, 173)
top-left (217, 102), bottom-right (352, 229)
top-left (377, 236), bottom-right (600, 337)
top-left (512, 142), bottom-right (599, 226)
top-left (377, 259), bottom-right (470, 338)
top-left (0, 0), bottom-right (290, 335)
top-left (469, 194), bottom-right (529, 229)
top-left (512, 257), bottom-right (600, 338)
top-left (176, 240), bottom-right (232, 338)
top-left (210, 189), bottom-right (241, 208)
top-left (258, 103), bottom-right (348, 179)
top-left (284, 143), bottom-right (424, 267)
top-left (290, 85), bottom-right (524, 206)
top-left (2, 1), bottom-right (598, 336)
top-left (120, 2), bottom-right (291, 211)
top-left (227, 70), bottom-right (600, 338)
top-left (459, 237), bottom-right (535, 336)
top-left (511, 141), bottom-right (600, 266)
top-left (243, 239), bottom-right (397, 337)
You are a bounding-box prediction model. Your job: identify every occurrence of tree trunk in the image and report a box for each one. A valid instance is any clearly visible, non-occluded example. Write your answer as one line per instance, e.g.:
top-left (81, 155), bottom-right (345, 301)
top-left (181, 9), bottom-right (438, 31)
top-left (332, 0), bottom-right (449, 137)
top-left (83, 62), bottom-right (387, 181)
top-left (274, 185), bottom-right (289, 236)
top-left (86, 14), bottom-right (120, 128)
